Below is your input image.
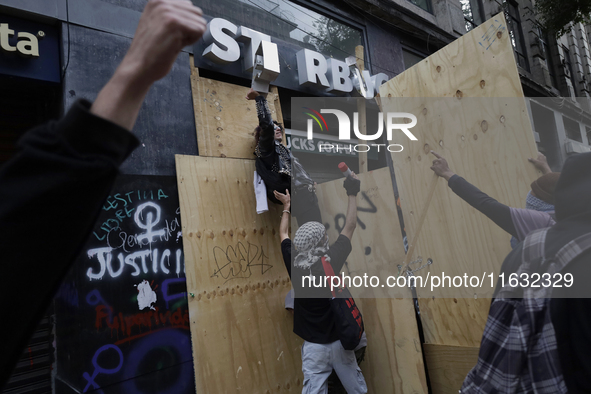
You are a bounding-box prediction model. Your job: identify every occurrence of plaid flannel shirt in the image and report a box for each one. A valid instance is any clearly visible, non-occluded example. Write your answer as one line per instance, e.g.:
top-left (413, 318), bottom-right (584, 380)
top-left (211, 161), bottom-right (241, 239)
top-left (461, 228), bottom-right (591, 393)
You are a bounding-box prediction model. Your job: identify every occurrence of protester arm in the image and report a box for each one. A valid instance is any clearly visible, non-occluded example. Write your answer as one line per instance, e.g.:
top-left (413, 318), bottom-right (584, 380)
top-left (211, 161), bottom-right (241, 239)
top-left (341, 195), bottom-right (358, 241)
top-left (341, 173), bottom-right (360, 240)
top-left (254, 95), bottom-right (275, 155)
top-left (274, 189), bottom-right (291, 241)
top-left (281, 239), bottom-right (292, 279)
top-left (0, 103), bottom-right (139, 388)
top-left (91, 0), bottom-right (206, 130)
top-left (0, 0), bottom-right (207, 387)
top-left (448, 175), bottom-right (517, 238)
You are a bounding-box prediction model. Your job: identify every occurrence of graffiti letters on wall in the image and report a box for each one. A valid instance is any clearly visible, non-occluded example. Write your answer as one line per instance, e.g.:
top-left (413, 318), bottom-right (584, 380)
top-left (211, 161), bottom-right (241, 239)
top-left (54, 176), bottom-right (195, 394)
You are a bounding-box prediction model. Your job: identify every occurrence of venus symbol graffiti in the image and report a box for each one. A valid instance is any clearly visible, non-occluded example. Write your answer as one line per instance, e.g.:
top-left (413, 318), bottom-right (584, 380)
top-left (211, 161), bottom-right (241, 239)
top-left (53, 175), bottom-right (195, 394)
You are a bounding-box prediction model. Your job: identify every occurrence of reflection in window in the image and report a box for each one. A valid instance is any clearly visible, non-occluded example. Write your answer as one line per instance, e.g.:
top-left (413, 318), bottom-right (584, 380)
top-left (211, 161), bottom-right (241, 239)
top-left (460, 0), bottom-right (483, 32)
top-left (407, 0), bottom-right (432, 13)
top-left (504, 0), bottom-right (529, 71)
top-left (196, 0), bottom-right (363, 62)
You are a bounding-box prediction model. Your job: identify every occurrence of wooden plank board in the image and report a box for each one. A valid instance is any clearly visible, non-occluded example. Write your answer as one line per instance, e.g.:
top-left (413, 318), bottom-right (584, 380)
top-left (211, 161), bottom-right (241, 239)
top-left (379, 13), bottom-right (540, 347)
top-left (191, 75), bottom-right (283, 159)
top-left (315, 168), bottom-right (427, 393)
top-left (423, 344), bottom-right (479, 394)
top-left (176, 155), bottom-right (302, 394)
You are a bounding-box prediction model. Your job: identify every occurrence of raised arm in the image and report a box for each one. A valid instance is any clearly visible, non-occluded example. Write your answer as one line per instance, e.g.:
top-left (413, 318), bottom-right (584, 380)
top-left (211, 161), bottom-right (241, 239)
top-left (246, 88), bottom-right (275, 155)
top-left (430, 151), bottom-right (518, 238)
top-left (92, 0), bottom-right (206, 130)
top-left (340, 172), bottom-right (360, 241)
top-left (274, 189), bottom-right (291, 242)
top-left (0, 1), bottom-right (206, 387)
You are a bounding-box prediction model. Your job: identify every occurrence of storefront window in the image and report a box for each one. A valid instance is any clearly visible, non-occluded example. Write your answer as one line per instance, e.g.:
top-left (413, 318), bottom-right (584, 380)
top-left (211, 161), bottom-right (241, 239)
top-left (195, 0), bottom-right (363, 62)
top-left (504, 0), bottom-right (529, 71)
top-left (460, 0), bottom-right (484, 32)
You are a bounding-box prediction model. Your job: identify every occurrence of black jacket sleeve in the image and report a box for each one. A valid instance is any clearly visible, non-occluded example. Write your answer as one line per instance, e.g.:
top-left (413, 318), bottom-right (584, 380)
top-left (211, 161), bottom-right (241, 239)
top-left (448, 174), bottom-right (517, 238)
top-left (281, 238), bottom-right (292, 279)
top-left (0, 99), bottom-right (139, 388)
top-left (255, 95), bottom-right (276, 158)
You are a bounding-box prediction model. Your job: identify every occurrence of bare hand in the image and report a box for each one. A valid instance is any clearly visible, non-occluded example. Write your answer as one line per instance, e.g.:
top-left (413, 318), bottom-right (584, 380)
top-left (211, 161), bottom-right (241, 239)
top-left (273, 189), bottom-right (290, 208)
top-left (528, 152), bottom-right (552, 175)
top-left (430, 151), bottom-right (455, 181)
top-left (91, 0), bottom-right (206, 130)
top-left (245, 88), bottom-right (261, 100)
top-left (120, 0), bottom-right (207, 87)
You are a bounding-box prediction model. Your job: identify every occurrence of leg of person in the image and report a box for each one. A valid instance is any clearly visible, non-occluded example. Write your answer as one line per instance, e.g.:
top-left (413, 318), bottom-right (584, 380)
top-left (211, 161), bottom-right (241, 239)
top-left (327, 369), bottom-right (346, 394)
top-left (301, 341), bottom-right (333, 394)
top-left (331, 341), bottom-right (367, 394)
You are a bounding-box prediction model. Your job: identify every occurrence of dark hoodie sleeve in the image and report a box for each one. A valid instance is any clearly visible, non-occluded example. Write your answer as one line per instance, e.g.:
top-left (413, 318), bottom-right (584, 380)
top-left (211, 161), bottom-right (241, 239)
top-left (255, 95), bottom-right (276, 157)
top-left (0, 99), bottom-right (139, 388)
top-left (448, 175), bottom-right (518, 238)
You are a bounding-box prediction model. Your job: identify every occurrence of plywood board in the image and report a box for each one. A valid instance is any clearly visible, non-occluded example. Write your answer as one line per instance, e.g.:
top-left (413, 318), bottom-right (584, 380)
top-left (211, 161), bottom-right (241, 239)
top-left (191, 75), bottom-right (283, 159)
top-left (379, 13), bottom-right (540, 347)
top-left (423, 344), bottom-right (479, 394)
top-left (315, 168), bottom-right (427, 393)
top-left (176, 155), bottom-right (302, 394)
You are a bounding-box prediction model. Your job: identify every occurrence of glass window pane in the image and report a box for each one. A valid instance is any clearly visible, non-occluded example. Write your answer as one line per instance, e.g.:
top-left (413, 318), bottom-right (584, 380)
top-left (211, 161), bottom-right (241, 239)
top-left (470, 0), bottom-right (484, 24)
top-left (402, 49), bottom-right (425, 69)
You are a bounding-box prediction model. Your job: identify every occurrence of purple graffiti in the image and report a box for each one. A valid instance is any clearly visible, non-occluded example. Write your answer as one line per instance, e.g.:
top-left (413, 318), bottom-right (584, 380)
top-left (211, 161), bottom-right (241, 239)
top-left (83, 344), bottom-right (124, 393)
top-left (161, 278), bottom-right (187, 309)
top-left (122, 329), bottom-right (192, 393)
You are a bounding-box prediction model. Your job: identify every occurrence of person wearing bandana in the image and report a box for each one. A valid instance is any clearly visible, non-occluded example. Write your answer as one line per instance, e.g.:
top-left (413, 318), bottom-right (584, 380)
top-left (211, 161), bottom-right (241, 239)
top-left (246, 88), bottom-right (321, 225)
top-left (274, 172), bottom-right (367, 394)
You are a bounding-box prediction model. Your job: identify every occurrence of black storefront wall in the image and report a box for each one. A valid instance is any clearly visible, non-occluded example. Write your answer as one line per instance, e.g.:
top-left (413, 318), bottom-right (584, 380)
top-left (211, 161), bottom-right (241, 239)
top-left (0, 13), bottom-right (61, 394)
top-left (53, 175), bottom-right (194, 394)
top-left (62, 24), bottom-right (198, 176)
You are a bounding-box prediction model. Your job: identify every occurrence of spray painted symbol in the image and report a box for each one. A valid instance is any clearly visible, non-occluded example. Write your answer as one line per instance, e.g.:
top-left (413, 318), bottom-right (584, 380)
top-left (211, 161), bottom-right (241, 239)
top-left (82, 344), bottom-right (124, 393)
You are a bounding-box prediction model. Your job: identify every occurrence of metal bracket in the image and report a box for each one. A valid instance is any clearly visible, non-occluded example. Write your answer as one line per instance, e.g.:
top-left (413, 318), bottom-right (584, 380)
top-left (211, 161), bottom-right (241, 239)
top-left (398, 257), bottom-right (433, 278)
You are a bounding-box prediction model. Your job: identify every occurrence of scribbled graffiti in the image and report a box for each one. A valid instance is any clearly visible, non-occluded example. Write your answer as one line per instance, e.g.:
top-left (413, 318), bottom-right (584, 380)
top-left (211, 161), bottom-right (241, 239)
top-left (86, 202), bottom-right (184, 280)
top-left (54, 176), bottom-right (195, 394)
top-left (211, 241), bottom-right (272, 283)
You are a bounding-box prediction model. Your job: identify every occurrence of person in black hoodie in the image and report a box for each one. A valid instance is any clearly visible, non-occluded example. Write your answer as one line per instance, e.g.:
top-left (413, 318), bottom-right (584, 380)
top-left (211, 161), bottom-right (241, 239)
top-left (0, 1), bottom-right (206, 388)
top-left (246, 88), bottom-right (322, 225)
top-left (461, 152), bottom-right (591, 393)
